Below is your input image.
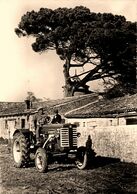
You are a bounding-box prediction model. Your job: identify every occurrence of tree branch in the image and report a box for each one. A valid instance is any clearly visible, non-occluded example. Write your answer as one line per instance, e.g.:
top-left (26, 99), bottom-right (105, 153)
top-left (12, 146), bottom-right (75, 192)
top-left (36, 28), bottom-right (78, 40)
top-left (91, 72), bottom-right (117, 81)
top-left (70, 55), bottom-right (100, 67)
top-left (69, 69), bottom-right (93, 79)
top-left (70, 64), bottom-right (85, 67)
top-left (78, 65), bottom-right (102, 86)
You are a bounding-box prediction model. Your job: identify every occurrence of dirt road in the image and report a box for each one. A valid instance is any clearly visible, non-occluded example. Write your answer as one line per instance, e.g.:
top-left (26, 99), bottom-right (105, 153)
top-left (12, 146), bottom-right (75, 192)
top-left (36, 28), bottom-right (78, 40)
top-left (0, 143), bottom-right (137, 194)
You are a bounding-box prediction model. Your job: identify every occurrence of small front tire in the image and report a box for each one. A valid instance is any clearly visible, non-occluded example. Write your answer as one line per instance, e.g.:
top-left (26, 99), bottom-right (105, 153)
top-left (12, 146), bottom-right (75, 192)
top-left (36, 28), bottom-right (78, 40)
top-left (76, 147), bottom-right (88, 170)
top-left (35, 148), bottom-right (48, 173)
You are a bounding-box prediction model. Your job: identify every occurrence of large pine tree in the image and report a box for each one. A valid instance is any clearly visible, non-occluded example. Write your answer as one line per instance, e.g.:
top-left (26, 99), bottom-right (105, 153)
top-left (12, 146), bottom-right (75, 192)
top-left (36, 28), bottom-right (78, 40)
top-left (15, 6), bottom-right (136, 97)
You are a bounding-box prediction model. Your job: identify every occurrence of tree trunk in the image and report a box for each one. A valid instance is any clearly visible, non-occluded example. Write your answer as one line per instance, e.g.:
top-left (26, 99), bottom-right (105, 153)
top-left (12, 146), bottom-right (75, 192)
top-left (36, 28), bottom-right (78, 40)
top-left (63, 58), bottom-right (74, 97)
top-left (63, 85), bottom-right (74, 97)
top-left (63, 58), bottom-right (96, 97)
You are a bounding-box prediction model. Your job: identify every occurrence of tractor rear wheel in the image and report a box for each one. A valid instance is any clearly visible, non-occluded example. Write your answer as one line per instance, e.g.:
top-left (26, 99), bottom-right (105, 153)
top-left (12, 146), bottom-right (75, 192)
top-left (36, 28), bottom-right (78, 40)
top-left (35, 148), bottom-right (48, 173)
top-left (12, 133), bottom-right (30, 168)
top-left (76, 147), bottom-right (88, 170)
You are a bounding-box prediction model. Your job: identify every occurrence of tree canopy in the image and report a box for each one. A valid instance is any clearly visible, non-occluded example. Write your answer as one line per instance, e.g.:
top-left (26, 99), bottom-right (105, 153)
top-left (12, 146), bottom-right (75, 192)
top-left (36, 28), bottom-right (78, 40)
top-left (25, 91), bottom-right (42, 102)
top-left (15, 6), bottom-right (136, 97)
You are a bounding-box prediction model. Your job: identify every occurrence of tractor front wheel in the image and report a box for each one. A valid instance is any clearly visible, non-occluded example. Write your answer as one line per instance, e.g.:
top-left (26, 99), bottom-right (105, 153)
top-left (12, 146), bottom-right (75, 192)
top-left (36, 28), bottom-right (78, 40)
top-left (35, 148), bottom-right (48, 173)
top-left (76, 147), bottom-right (88, 170)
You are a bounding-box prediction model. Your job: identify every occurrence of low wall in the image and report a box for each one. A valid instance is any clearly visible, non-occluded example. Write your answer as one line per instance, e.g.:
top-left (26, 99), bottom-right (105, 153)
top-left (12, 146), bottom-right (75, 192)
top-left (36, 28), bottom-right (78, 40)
top-left (77, 125), bottom-right (137, 164)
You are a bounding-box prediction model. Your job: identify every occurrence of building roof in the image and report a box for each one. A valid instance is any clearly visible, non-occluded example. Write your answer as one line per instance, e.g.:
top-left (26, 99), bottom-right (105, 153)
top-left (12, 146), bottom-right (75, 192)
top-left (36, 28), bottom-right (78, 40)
top-left (0, 102), bottom-right (26, 117)
top-left (0, 93), bottom-right (98, 117)
top-left (65, 93), bottom-right (137, 118)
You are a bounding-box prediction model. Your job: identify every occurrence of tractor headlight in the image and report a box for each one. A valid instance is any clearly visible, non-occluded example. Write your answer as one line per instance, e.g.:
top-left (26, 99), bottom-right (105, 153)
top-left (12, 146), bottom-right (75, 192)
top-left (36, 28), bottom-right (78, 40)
top-left (49, 143), bottom-right (52, 149)
top-left (55, 134), bottom-right (60, 139)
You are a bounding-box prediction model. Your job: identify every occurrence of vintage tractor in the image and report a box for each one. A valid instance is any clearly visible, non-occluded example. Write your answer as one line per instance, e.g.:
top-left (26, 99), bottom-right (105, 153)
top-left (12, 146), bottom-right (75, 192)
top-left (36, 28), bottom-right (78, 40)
top-left (12, 123), bottom-right (91, 172)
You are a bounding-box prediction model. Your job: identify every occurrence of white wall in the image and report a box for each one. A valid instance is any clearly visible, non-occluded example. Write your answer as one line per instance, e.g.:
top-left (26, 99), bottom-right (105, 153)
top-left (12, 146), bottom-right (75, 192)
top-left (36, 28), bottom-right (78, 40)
top-left (77, 125), bottom-right (137, 164)
top-left (67, 117), bottom-right (119, 128)
top-left (67, 117), bottom-right (137, 164)
top-left (0, 115), bottom-right (29, 139)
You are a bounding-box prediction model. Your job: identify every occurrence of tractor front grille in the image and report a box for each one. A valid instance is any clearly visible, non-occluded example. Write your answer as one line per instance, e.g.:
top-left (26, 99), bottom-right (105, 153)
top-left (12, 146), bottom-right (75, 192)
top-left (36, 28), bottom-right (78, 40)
top-left (60, 128), bottom-right (69, 147)
top-left (60, 125), bottom-right (77, 148)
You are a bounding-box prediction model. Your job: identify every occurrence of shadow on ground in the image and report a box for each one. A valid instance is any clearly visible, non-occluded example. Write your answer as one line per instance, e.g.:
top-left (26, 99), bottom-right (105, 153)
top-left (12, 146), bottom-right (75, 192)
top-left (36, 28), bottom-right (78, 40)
top-left (88, 156), bottom-right (120, 169)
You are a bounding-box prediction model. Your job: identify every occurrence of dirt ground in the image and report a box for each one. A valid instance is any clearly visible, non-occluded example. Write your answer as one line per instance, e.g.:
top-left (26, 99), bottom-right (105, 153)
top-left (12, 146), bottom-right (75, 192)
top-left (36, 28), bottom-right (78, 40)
top-left (0, 143), bottom-right (137, 194)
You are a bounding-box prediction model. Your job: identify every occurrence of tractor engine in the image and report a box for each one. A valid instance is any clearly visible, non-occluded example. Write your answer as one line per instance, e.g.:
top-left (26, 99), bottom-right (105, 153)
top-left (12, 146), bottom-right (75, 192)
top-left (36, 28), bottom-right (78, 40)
top-left (40, 123), bottom-right (77, 152)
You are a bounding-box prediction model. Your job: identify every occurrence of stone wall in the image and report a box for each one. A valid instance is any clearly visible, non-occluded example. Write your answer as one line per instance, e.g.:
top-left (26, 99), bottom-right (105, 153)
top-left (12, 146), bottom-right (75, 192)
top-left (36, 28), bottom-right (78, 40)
top-left (77, 125), bottom-right (137, 164)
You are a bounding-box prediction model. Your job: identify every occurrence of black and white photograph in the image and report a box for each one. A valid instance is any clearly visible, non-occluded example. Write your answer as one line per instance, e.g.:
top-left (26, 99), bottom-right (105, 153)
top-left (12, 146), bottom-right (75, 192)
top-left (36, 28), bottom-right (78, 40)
top-left (0, 0), bottom-right (136, 193)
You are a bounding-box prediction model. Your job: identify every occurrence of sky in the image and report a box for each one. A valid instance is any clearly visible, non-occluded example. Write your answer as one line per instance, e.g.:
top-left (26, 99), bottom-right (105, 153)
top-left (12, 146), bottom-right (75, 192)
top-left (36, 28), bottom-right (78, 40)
top-left (0, 0), bottom-right (136, 102)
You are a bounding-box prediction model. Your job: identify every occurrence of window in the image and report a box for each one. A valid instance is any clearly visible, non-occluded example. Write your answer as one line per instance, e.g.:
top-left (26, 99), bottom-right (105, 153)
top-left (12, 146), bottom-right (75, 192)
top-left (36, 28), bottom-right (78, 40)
top-left (126, 118), bottom-right (137, 125)
top-left (109, 120), bottom-right (113, 126)
top-left (5, 120), bottom-right (8, 129)
top-left (14, 120), bottom-right (17, 128)
top-left (21, 119), bottom-right (25, 128)
top-left (83, 122), bottom-right (86, 127)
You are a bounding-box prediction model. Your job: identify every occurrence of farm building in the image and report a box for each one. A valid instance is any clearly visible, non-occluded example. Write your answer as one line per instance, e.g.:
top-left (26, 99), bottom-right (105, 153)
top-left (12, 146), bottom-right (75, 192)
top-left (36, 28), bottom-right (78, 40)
top-left (0, 94), bottom-right (98, 139)
top-left (0, 102), bottom-right (30, 139)
top-left (0, 92), bottom-right (137, 164)
top-left (65, 93), bottom-right (137, 164)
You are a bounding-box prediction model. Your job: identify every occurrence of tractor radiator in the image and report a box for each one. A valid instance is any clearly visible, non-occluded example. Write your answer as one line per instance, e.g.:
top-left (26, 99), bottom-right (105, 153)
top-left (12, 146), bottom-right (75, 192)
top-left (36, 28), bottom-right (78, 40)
top-left (60, 125), bottom-right (77, 148)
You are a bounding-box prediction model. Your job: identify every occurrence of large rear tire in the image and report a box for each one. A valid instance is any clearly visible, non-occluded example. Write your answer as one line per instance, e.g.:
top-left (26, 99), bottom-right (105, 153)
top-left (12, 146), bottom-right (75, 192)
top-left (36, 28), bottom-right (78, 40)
top-left (76, 147), bottom-right (88, 170)
top-left (12, 133), bottom-right (30, 168)
top-left (35, 148), bottom-right (48, 173)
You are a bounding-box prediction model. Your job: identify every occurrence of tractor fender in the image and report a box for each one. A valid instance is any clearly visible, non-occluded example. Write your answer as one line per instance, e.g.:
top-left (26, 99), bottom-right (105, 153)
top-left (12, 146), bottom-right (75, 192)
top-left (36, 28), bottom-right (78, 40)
top-left (13, 129), bottom-right (32, 138)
